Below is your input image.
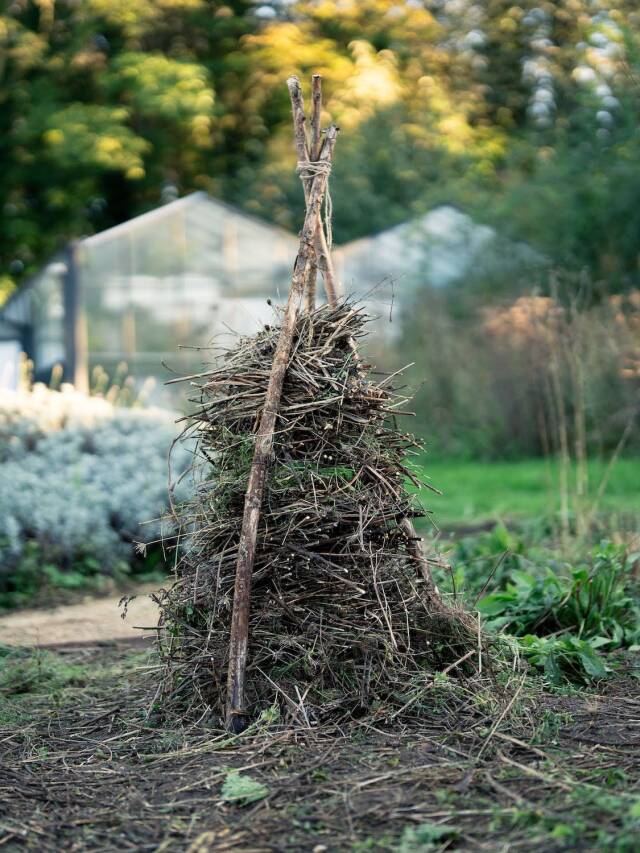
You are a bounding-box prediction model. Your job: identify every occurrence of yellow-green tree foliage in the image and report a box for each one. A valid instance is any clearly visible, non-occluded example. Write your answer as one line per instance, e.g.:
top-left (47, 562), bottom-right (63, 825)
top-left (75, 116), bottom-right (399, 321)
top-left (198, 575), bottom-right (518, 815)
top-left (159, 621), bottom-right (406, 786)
top-left (2, 1), bottom-right (640, 296)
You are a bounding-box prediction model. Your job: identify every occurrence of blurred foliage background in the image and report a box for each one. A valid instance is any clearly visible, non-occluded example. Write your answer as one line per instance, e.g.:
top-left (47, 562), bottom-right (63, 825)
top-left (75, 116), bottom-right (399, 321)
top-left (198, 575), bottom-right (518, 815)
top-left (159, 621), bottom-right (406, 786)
top-left (4, 0), bottom-right (640, 290)
top-left (1, 0), bottom-right (639, 461)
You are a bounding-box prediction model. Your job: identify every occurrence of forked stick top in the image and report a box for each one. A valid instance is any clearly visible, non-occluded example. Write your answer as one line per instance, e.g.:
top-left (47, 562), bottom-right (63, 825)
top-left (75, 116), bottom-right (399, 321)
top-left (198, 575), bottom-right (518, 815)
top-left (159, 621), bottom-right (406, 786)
top-left (288, 73), bottom-right (341, 307)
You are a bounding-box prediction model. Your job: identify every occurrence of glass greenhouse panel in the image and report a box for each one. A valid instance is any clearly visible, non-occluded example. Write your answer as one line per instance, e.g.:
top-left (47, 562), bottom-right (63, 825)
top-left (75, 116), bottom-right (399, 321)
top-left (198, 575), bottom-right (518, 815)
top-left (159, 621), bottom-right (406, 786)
top-left (29, 259), bottom-right (66, 378)
top-left (75, 193), bottom-right (299, 401)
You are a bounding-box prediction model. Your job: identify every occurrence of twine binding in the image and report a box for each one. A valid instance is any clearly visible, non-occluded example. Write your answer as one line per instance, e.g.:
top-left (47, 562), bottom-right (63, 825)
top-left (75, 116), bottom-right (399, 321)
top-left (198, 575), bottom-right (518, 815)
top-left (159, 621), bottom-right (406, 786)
top-left (296, 159), bottom-right (333, 250)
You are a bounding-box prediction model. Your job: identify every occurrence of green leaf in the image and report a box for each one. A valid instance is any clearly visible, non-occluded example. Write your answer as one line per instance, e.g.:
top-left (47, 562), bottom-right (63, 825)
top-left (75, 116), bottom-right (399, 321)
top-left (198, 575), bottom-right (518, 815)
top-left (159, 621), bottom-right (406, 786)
top-left (483, 615), bottom-right (515, 631)
top-left (477, 593), bottom-right (514, 616)
top-left (551, 823), bottom-right (574, 839)
top-left (543, 651), bottom-right (563, 685)
top-left (397, 821), bottom-right (458, 852)
top-left (576, 645), bottom-right (607, 679)
top-left (589, 636), bottom-right (611, 649)
top-left (220, 772), bottom-right (269, 806)
top-left (510, 569), bottom-right (537, 589)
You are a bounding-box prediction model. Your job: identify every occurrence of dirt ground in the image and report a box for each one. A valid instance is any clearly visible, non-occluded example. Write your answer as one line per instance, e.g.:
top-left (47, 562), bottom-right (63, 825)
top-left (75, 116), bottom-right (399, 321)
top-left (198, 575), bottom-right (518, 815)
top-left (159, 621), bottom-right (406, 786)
top-left (0, 587), bottom-right (159, 647)
top-left (1, 644), bottom-right (639, 852)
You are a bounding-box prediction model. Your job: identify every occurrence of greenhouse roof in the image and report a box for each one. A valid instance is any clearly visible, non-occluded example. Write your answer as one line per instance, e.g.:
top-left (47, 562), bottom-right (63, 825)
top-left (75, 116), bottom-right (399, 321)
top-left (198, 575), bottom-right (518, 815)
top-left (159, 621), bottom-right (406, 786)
top-left (79, 191), bottom-right (297, 248)
top-left (0, 195), bottom-right (539, 396)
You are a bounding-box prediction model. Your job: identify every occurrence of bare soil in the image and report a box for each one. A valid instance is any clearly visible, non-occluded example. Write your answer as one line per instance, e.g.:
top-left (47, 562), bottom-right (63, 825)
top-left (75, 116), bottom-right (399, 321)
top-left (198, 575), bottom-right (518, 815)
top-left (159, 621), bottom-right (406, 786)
top-left (0, 587), bottom-right (159, 647)
top-left (1, 645), bottom-right (638, 851)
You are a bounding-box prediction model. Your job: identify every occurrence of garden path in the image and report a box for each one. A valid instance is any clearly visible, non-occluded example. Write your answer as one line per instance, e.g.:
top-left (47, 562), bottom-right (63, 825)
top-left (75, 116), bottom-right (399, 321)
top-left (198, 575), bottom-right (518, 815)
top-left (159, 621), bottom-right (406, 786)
top-left (0, 586), bottom-right (159, 647)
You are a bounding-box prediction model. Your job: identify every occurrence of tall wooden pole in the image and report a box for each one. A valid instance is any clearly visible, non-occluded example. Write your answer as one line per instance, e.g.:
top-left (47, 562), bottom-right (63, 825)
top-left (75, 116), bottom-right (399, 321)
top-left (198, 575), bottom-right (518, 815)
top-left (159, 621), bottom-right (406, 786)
top-left (310, 74), bottom-right (322, 160)
top-left (305, 74), bottom-right (323, 314)
top-left (225, 91), bottom-right (338, 732)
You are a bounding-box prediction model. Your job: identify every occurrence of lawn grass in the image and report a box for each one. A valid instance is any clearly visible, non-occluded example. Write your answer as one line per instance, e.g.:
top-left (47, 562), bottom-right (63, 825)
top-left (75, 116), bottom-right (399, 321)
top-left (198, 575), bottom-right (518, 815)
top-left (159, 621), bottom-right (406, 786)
top-left (411, 456), bottom-right (640, 526)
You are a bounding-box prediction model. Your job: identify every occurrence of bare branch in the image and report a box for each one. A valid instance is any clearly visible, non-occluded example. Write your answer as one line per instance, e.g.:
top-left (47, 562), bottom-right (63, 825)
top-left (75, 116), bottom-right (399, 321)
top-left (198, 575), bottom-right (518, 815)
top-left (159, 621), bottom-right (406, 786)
top-left (310, 73), bottom-right (322, 160)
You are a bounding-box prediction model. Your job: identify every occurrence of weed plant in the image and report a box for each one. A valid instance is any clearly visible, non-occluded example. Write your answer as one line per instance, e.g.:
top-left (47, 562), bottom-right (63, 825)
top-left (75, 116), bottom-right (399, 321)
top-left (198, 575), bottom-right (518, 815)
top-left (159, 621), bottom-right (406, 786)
top-left (435, 526), bottom-right (640, 685)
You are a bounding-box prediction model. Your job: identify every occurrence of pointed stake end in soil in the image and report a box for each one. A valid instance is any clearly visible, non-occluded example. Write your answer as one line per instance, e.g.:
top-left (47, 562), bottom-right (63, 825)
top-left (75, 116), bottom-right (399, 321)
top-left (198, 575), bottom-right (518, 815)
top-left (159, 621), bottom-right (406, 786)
top-left (227, 709), bottom-right (250, 734)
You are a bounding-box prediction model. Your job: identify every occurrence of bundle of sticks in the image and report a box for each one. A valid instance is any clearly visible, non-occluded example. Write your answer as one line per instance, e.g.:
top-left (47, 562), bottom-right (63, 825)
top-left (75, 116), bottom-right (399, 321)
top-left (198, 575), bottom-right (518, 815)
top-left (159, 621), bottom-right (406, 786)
top-left (157, 76), bottom-right (477, 730)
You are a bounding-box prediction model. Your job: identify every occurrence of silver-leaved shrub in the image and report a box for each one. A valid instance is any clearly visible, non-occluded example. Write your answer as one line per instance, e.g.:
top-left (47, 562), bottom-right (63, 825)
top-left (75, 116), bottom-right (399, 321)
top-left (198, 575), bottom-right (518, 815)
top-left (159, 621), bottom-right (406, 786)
top-left (0, 384), bottom-right (189, 578)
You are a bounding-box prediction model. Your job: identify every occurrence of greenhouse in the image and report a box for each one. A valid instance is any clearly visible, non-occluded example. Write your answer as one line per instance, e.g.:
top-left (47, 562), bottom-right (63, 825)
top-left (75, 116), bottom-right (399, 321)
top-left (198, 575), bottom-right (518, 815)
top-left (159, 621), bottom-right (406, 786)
top-left (0, 194), bottom-right (524, 400)
top-left (0, 193), bottom-right (299, 401)
top-left (334, 205), bottom-right (541, 314)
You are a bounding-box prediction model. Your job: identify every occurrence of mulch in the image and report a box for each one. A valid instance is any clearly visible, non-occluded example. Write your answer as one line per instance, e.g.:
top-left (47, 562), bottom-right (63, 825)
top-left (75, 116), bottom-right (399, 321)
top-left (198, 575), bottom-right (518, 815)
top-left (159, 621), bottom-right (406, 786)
top-left (1, 645), bottom-right (638, 851)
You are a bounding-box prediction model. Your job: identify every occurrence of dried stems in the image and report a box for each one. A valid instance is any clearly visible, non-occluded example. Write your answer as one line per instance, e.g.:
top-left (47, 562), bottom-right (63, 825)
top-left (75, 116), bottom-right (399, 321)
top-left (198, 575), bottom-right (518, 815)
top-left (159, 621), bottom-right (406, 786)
top-left (158, 303), bottom-right (476, 723)
top-left (159, 75), bottom-right (475, 729)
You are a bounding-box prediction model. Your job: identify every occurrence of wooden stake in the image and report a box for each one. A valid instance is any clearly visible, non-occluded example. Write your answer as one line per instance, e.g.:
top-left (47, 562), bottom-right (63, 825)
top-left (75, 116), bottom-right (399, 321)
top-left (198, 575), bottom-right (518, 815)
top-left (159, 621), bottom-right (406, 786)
top-left (306, 74), bottom-right (323, 313)
top-left (400, 517), bottom-right (437, 594)
top-left (310, 74), bottom-right (322, 160)
top-left (225, 96), bottom-right (338, 733)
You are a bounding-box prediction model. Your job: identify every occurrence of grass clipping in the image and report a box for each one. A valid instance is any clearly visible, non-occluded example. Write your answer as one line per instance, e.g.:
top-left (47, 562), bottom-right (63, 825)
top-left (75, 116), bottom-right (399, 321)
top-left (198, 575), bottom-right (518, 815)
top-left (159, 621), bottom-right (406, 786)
top-left (157, 301), bottom-right (477, 723)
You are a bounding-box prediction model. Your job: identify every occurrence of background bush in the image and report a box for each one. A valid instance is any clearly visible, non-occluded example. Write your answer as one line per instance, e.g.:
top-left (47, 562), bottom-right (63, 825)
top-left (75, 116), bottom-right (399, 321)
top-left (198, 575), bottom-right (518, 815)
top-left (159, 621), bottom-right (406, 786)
top-left (0, 384), bottom-right (189, 608)
top-left (398, 288), bottom-right (640, 459)
top-left (434, 525), bottom-right (640, 685)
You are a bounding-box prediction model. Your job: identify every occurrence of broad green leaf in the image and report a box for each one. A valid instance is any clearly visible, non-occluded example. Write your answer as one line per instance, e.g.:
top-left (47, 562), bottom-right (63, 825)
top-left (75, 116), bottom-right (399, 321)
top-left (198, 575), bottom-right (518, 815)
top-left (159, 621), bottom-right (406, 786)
top-left (221, 772), bottom-right (269, 806)
top-left (576, 646), bottom-right (607, 679)
top-left (477, 593), bottom-right (514, 616)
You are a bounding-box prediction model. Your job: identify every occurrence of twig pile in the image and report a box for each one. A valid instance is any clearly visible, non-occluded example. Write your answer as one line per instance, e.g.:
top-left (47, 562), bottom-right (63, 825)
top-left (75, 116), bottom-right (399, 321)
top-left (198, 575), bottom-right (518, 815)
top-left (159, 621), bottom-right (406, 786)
top-left (157, 301), bottom-right (476, 723)
top-left (155, 74), bottom-right (477, 727)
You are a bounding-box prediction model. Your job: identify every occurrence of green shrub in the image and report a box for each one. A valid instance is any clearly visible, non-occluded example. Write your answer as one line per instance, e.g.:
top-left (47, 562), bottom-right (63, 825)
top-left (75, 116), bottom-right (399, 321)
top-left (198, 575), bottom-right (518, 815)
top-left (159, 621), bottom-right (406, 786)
top-left (477, 541), bottom-right (640, 684)
top-left (478, 542), bottom-right (639, 643)
top-left (444, 523), bottom-right (533, 596)
top-left (439, 527), bottom-right (639, 685)
top-left (518, 635), bottom-right (608, 684)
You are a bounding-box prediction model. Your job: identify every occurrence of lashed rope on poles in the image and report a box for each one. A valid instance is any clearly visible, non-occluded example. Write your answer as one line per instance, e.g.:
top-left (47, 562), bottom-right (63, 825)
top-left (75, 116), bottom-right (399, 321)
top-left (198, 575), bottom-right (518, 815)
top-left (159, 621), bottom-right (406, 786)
top-left (296, 159), bottom-right (334, 251)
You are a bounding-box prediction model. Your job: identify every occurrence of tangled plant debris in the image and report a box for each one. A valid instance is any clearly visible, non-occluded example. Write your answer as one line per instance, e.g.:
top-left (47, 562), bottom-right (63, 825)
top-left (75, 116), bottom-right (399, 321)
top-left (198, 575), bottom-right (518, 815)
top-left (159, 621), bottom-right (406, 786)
top-left (153, 74), bottom-right (478, 727)
top-left (156, 301), bottom-right (477, 723)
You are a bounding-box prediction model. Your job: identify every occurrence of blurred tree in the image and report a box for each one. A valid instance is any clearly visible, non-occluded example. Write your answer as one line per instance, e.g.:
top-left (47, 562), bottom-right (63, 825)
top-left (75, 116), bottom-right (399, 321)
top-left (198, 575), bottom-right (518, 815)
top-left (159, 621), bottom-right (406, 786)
top-left (232, 0), bottom-right (506, 232)
top-left (2, 0), bottom-right (640, 300)
top-left (0, 0), bottom-right (250, 291)
top-left (440, 0), bottom-right (640, 292)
